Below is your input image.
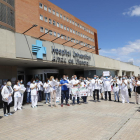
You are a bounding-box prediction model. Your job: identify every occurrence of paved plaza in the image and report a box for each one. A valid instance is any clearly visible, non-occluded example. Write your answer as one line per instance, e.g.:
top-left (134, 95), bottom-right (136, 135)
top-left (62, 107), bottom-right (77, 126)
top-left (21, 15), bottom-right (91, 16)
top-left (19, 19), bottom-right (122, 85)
top-left (0, 92), bottom-right (140, 140)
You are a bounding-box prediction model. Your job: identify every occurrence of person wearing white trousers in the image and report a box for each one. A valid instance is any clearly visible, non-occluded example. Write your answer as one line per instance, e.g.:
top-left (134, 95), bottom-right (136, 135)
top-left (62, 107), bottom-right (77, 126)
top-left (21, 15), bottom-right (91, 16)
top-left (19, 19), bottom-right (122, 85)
top-left (120, 77), bottom-right (129, 103)
top-left (13, 80), bottom-right (22, 111)
top-left (30, 79), bottom-right (38, 108)
top-left (87, 79), bottom-right (92, 97)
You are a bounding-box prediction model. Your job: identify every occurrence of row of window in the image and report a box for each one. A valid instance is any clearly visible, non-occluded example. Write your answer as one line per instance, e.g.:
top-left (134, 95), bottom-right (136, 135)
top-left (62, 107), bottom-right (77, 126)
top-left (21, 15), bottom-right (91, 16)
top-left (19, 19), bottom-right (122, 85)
top-left (39, 3), bottom-right (94, 35)
top-left (40, 15), bottom-right (94, 42)
top-left (40, 27), bottom-right (95, 50)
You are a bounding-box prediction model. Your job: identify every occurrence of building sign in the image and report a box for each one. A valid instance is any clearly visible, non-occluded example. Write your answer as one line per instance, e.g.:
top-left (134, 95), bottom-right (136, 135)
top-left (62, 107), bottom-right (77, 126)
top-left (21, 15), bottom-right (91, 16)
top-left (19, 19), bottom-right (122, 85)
top-left (32, 40), bottom-right (46, 59)
top-left (51, 46), bottom-right (91, 65)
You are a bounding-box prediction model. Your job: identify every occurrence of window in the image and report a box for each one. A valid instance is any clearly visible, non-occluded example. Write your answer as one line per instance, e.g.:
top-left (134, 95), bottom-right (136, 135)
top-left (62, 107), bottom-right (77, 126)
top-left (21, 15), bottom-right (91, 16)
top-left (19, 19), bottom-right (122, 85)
top-left (67, 27), bottom-right (69, 31)
top-left (73, 30), bottom-right (75, 34)
top-left (48, 8), bottom-right (51, 13)
top-left (67, 18), bottom-right (69, 22)
top-left (61, 35), bottom-right (64, 39)
top-left (65, 36), bottom-right (67, 40)
top-left (40, 15), bottom-right (43, 20)
top-left (75, 22), bottom-right (77, 26)
top-left (45, 28), bottom-right (48, 33)
top-left (80, 25), bottom-right (82, 28)
top-left (44, 17), bottom-right (47, 22)
top-left (63, 16), bottom-right (65, 20)
top-left (44, 5), bottom-right (47, 11)
top-left (68, 37), bottom-right (70, 40)
top-left (57, 22), bottom-right (59, 27)
top-left (57, 33), bottom-right (60, 37)
top-left (53, 20), bottom-right (56, 26)
top-left (40, 27), bottom-right (44, 32)
top-left (73, 40), bottom-right (75, 43)
top-left (56, 12), bottom-right (59, 17)
top-left (72, 21), bottom-right (74, 25)
top-left (70, 28), bottom-right (72, 33)
top-left (61, 24), bottom-right (63, 29)
top-left (69, 19), bottom-right (71, 23)
top-left (49, 31), bottom-right (52, 35)
top-left (76, 40), bottom-right (78, 43)
top-left (78, 32), bottom-right (80, 36)
top-left (54, 32), bottom-right (56, 37)
top-left (60, 14), bottom-right (62, 18)
top-left (77, 23), bottom-right (79, 27)
top-left (49, 19), bottom-right (52, 24)
top-left (53, 10), bottom-right (55, 15)
top-left (64, 26), bottom-right (66, 30)
top-left (39, 3), bottom-right (43, 8)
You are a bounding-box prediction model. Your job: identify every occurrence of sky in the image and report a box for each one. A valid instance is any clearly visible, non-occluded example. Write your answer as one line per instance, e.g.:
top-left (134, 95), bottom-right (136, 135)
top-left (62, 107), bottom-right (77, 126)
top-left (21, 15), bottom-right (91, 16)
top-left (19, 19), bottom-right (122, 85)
top-left (49, 0), bottom-right (140, 66)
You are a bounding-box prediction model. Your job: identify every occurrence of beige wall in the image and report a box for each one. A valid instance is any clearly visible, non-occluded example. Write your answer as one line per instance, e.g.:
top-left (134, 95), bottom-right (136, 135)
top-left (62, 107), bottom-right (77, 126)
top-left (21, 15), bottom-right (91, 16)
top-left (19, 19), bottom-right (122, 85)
top-left (0, 28), bottom-right (16, 58)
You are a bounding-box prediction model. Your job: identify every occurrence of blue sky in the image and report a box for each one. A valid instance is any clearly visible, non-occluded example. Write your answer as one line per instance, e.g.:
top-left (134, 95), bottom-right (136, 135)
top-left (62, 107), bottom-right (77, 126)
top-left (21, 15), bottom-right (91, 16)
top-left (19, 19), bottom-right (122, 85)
top-left (49, 0), bottom-right (140, 66)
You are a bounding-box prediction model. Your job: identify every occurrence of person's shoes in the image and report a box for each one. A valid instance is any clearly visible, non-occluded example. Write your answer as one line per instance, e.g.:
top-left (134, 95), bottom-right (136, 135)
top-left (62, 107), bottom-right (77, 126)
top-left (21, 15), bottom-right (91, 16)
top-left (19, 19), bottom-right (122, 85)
top-left (85, 102), bottom-right (88, 104)
top-left (114, 100), bottom-right (116, 102)
top-left (61, 104), bottom-right (63, 107)
top-left (101, 98), bottom-right (104, 100)
top-left (14, 109), bottom-right (17, 112)
top-left (67, 104), bottom-right (70, 106)
top-left (32, 106), bottom-right (34, 108)
top-left (109, 100), bottom-right (112, 101)
top-left (46, 103), bottom-right (48, 104)
top-left (127, 102), bottom-right (129, 104)
top-left (118, 100), bottom-right (119, 102)
top-left (27, 103), bottom-right (29, 104)
top-left (8, 113), bottom-right (12, 116)
top-left (97, 100), bottom-right (100, 102)
top-left (78, 103), bottom-right (81, 105)
top-left (4, 114), bottom-right (8, 117)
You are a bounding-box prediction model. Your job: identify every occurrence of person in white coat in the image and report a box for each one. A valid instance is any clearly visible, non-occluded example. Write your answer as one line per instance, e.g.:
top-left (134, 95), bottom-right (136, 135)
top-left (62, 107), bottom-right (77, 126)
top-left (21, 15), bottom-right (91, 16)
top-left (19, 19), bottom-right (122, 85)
top-left (13, 80), bottom-right (22, 111)
top-left (102, 75), bottom-right (112, 101)
top-left (1, 81), bottom-right (13, 116)
top-left (49, 76), bottom-right (58, 107)
top-left (20, 79), bottom-right (25, 108)
top-left (30, 78), bottom-right (38, 108)
top-left (112, 79), bottom-right (119, 102)
top-left (133, 77), bottom-right (139, 104)
top-left (55, 78), bottom-right (61, 103)
top-left (91, 75), bottom-right (96, 97)
top-left (93, 76), bottom-right (100, 101)
top-left (87, 79), bottom-right (92, 97)
top-left (36, 77), bottom-right (43, 102)
top-left (120, 77), bottom-right (129, 103)
top-left (43, 78), bottom-right (51, 104)
top-left (136, 77), bottom-right (140, 104)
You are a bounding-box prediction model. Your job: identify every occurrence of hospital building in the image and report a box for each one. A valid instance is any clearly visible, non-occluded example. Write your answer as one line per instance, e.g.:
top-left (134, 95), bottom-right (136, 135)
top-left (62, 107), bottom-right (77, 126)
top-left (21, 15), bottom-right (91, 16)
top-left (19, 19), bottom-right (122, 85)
top-left (0, 0), bottom-right (139, 85)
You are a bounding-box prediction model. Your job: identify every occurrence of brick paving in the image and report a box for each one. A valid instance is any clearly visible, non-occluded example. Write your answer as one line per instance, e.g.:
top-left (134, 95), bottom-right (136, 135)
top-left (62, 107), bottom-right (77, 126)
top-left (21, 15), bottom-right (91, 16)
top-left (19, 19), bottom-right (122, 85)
top-left (0, 92), bottom-right (140, 140)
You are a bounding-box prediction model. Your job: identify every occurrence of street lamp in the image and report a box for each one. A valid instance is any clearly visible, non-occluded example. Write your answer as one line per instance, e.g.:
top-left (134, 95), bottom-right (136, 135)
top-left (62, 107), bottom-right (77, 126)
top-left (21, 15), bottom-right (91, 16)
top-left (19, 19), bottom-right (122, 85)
top-left (38, 30), bottom-right (52, 39)
top-left (62, 38), bottom-right (75, 45)
top-left (78, 44), bottom-right (90, 50)
top-left (51, 34), bottom-right (65, 42)
top-left (23, 24), bottom-right (38, 34)
top-left (71, 41), bottom-right (83, 48)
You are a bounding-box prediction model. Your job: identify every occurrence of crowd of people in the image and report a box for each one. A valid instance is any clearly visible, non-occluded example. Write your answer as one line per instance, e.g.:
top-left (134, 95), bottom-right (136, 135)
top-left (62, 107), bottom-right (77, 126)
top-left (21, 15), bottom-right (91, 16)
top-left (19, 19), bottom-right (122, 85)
top-left (1, 74), bottom-right (140, 117)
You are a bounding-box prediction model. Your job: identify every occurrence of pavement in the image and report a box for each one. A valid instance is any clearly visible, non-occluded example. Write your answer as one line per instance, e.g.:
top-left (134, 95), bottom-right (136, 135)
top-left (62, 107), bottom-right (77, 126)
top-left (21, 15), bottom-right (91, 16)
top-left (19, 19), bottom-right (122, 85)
top-left (0, 92), bottom-right (140, 140)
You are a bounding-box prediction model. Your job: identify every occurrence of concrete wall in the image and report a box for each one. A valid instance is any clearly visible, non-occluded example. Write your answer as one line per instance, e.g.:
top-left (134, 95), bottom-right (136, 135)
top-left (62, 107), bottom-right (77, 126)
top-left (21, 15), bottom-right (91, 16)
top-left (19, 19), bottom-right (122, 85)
top-left (0, 28), bottom-right (16, 58)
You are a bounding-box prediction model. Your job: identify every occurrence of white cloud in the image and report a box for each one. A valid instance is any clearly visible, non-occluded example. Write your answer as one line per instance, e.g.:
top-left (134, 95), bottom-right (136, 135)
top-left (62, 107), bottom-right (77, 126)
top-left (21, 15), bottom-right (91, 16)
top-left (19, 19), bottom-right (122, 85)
top-left (123, 5), bottom-right (140, 16)
top-left (100, 39), bottom-right (140, 66)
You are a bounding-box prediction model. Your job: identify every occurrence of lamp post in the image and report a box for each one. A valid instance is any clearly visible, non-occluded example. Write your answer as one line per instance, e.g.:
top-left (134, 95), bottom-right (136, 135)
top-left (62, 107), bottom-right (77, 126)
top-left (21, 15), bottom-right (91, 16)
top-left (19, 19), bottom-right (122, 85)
top-left (62, 38), bottom-right (75, 45)
top-left (70, 41), bottom-right (83, 48)
top-left (23, 24), bottom-right (38, 34)
top-left (51, 34), bottom-right (65, 42)
top-left (38, 30), bottom-right (52, 39)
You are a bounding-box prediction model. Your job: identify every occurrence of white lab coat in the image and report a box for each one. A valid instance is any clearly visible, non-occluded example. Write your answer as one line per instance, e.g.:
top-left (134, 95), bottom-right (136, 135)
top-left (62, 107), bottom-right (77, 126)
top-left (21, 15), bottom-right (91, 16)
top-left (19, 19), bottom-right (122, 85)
top-left (91, 79), bottom-right (95, 91)
top-left (120, 81), bottom-right (129, 103)
top-left (102, 77), bottom-right (112, 92)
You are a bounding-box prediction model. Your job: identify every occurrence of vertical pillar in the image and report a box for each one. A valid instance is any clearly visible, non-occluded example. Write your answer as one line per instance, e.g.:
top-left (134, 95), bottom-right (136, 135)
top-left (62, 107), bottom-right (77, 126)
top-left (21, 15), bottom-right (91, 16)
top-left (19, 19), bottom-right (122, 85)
top-left (123, 71), bottom-right (126, 76)
top-left (117, 70), bottom-right (122, 76)
top-left (130, 72), bottom-right (132, 77)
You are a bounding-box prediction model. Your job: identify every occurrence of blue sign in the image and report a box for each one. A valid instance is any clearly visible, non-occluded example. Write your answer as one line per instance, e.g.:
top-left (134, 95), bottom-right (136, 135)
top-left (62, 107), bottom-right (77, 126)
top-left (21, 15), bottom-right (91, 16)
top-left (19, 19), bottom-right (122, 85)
top-left (32, 40), bottom-right (46, 59)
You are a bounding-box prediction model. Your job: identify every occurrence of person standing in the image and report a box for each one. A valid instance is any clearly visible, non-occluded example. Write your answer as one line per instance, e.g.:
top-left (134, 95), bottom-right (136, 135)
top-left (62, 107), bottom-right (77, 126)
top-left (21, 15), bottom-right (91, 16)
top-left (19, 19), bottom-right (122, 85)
top-left (60, 75), bottom-right (70, 107)
top-left (102, 74), bottom-right (112, 101)
top-left (112, 79), bottom-right (119, 102)
top-left (120, 77), bottom-right (129, 104)
top-left (26, 80), bottom-right (31, 104)
top-left (36, 77), bottom-right (43, 102)
top-left (20, 79), bottom-right (25, 108)
top-left (127, 76), bottom-right (131, 98)
top-left (13, 80), bottom-right (22, 111)
top-left (133, 77), bottom-right (138, 104)
top-left (1, 81), bottom-right (13, 116)
top-left (136, 77), bottom-right (140, 104)
top-left (93, 76), bottom-right (100, 101)
top-left (49, 76), bottom-right (58, 108)
top-left (30, 79), bottom-right (38, 108)
top-left (43, 78), bottom-right (51, 104)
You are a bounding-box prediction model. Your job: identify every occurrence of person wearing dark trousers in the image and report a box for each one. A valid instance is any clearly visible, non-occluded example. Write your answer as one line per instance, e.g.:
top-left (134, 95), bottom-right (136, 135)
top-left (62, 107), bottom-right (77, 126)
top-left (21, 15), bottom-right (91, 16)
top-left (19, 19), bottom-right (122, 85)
top-left (128, 88), bottom-right (131, 98)
top-left (93, 76), bottom-right (100, 101)
top-left (36, 77), bottom-right (43, 102)
top-left (102, 74), bottom-right (112, 101)
top-left (1, 81), bottom-right (13, 117)
top-left (60, 75), bottom-right (70, 107)
top-left (73, 96), bottom-right (80, 104)
top-left (105, 91), bottom-right (111, 101)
